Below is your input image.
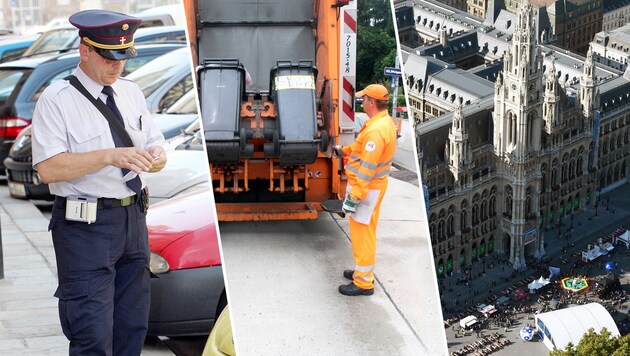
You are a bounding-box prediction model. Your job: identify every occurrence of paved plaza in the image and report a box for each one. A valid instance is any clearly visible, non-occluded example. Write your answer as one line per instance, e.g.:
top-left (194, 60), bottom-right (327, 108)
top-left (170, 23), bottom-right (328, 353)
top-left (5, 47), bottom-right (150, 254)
top-left (438, 183), bottom-right (630, 355)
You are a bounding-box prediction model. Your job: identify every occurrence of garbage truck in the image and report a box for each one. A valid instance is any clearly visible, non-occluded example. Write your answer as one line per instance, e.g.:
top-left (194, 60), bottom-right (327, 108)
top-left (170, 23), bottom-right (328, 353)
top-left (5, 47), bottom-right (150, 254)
top-left (185, 0), bottom-right (358, 221)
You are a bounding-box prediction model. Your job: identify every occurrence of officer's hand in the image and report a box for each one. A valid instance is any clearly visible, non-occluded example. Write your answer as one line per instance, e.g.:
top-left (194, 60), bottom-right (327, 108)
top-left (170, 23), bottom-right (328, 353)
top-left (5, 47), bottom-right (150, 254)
top-left (342, 194), bottom-right (360, 214)
top-left (333, 145), bottom-right (343, 156)
top-left (109, 147), bottom-right (154, 174)
top-left (147, 146), bottom-right (167, 173)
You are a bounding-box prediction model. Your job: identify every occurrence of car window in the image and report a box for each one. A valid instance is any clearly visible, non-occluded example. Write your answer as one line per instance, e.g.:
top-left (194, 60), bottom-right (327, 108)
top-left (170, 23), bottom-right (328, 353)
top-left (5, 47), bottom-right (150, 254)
top-left (157, 74), bottom-right (193, 112)
top-left (125, 49), bottom-right (189, 98)
top-left (24, 28), bottom-right (77, 56)
top-left (122, 54), bottom-right (162, 76)
top-left (139, 20), bottom-right (165, 28)
top-left (1, 47), bottom-right (28, 62)
top-left (29, 68), bottom-right (73, 102)
top-left (0, 69), bottom-right (30, 106)
top-left (166, 91), bottom-right (198, 114)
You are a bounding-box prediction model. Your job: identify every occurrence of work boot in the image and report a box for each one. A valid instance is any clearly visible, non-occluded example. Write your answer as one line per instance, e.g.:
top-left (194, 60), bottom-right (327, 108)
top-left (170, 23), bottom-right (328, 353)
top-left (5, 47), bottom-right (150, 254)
top-left (343, 269), bottom-right (354, 280)
top-left (338, 282), bottom-right (374, 296)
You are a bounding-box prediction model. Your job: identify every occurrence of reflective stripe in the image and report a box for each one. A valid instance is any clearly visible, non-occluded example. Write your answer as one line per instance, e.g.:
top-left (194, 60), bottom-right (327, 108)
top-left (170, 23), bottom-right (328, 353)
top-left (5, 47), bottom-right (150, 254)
top-left (377, 159), bottom-right (393, 168)
top-left (349, 154), bottom-right (378, 170)
top-left (347, 165), bottom-right (374, 182)
top-left (353, 273), bottom-right (372, 282)
top-left (354, 264), bottom-right (375, 272)
top-left (373, 169), bottom-right (390, 179)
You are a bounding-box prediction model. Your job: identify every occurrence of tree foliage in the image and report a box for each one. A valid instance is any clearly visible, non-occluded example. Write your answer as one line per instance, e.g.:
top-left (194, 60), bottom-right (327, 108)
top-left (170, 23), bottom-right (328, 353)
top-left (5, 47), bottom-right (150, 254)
top-left (356, 0), bottom-right (398, 91)
top-left (548, 328), bottom-right (630, 356)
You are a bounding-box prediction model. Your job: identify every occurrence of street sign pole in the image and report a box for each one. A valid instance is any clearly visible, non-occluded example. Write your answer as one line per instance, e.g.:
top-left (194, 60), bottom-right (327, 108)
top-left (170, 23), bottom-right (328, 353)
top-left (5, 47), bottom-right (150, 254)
top-left (384, 64), bottom-right (402, 118)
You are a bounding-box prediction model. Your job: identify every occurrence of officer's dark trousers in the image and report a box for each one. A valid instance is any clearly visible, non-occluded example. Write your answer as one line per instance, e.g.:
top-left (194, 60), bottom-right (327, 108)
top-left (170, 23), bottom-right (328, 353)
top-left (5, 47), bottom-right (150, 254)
top-left (50, 199), bottom-right (150, 356)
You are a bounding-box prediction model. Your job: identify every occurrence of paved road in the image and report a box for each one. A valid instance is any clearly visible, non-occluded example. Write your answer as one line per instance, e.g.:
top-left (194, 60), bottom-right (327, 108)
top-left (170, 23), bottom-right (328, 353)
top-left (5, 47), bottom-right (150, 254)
top-left (219, 174), bottom-right (447, 355)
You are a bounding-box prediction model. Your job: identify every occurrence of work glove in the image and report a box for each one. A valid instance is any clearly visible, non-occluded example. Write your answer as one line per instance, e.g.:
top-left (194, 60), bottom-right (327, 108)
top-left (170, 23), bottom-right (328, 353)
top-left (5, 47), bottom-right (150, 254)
top-left (342, 194), bottom-right (360, 214)
top-left (333, 145), bottom-right (343, 156)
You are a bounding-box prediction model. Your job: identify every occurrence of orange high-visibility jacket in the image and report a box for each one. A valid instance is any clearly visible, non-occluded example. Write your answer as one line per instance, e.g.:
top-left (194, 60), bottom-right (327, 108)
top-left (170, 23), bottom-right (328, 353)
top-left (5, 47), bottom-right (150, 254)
top-left (342, 110), bottom-right (397, 200)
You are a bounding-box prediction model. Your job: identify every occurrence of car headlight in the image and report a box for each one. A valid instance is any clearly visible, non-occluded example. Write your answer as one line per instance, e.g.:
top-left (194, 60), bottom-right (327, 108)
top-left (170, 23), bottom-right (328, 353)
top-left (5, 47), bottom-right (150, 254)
top-left (150, 252), bottom-right (170, 274)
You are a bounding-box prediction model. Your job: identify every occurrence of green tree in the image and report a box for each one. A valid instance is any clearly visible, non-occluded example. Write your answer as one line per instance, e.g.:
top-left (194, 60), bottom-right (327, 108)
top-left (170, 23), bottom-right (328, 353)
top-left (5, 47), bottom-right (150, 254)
top-left (548, 328), bottom-right (630, 356)
top-left (356, 0), bottom-right (397, 91)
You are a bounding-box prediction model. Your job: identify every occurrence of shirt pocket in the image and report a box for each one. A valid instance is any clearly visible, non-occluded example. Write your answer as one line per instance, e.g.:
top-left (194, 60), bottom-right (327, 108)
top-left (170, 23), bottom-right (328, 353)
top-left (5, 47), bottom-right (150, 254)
top-left (126, 115), bottom-right (148, 150)
top-left (67, 120), bottom-right (107, 153)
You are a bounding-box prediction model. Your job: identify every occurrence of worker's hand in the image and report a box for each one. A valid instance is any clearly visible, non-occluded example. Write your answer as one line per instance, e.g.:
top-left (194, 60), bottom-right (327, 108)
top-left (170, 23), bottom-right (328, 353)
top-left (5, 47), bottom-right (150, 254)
top-left (108, 147), bottom-right (154, 174)
top-left (333, 145), bottom-right (343, 156)
top-left (342, 194), bottom-right (360, 214)
top-left (146, 146), bottom-right (167, 173)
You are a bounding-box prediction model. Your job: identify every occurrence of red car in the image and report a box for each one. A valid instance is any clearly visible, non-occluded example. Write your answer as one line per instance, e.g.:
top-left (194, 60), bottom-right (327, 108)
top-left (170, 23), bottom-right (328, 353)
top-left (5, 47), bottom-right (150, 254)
top-left (147, 188), bottom-right (226, 336)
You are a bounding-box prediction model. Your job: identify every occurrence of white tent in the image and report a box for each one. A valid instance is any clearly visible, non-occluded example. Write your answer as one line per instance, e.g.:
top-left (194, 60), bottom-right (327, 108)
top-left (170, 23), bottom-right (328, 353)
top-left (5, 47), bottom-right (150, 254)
top-left (528, 276), bottom-right (550, 291)
top-left (535, 303), bottom-right (620, 351)
top-left (460, 315), bottom-right (478, 329)
top-left (617, 230), bottom-right (630, 248)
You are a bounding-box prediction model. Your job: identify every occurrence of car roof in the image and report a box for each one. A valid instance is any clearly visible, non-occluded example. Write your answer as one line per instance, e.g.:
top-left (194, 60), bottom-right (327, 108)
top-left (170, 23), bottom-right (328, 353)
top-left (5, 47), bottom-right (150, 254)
top-left (0, 43), bottom-right (185, 69)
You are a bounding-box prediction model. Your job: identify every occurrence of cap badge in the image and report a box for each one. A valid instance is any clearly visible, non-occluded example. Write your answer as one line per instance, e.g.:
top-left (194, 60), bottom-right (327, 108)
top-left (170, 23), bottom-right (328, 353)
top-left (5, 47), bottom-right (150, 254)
top-left (119, 37), bottom-right (126, 45)
top-left (122, 23), bottom-right (129, 31)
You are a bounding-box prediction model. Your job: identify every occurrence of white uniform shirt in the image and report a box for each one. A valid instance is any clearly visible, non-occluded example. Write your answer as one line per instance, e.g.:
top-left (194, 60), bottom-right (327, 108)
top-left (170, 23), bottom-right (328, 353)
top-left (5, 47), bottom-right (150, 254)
top-left (32, 65), bottom-right (165, 199)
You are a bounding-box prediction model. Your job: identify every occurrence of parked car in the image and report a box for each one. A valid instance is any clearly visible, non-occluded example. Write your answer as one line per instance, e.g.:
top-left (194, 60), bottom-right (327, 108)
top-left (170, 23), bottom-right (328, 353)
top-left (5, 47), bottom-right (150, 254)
top-left (124, 47), bottom-right (194, 113)
top-left (1, 43), bottom-right (185, 193)
top-left (136, 5), bottom-right (187, 27)
top-left (22, 25), bottom-right (185, 57)
top-left (0, 35), bottom-right (39, 63)
top-left (147, 189), bottom-right (226, 337)
top-left (143, 121), bottom-right (209, 205)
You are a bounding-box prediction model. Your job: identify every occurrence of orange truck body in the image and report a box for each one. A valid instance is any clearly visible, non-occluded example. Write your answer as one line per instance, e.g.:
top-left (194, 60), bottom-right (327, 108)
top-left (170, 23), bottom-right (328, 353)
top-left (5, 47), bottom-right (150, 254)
top-left (185, 0), bottom-right (356, 221)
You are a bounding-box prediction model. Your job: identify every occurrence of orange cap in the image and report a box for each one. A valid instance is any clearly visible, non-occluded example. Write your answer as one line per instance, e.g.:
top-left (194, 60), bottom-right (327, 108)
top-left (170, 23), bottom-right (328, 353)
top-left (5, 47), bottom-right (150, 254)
top-left (356, 84), bottom-right (389, 101)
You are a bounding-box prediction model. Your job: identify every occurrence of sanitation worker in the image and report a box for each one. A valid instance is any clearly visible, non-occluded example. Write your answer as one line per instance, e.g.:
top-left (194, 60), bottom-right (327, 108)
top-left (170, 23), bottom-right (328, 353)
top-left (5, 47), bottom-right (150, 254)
top-left (333, 83), bottom-right (397, 296)
top-left (31, 10), bottom-right (166, 355)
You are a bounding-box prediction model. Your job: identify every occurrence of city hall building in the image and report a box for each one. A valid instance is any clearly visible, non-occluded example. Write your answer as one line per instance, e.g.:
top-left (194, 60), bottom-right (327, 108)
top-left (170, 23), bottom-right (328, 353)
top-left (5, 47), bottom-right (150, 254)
top-left (396, 1), bottom-right (630, 274)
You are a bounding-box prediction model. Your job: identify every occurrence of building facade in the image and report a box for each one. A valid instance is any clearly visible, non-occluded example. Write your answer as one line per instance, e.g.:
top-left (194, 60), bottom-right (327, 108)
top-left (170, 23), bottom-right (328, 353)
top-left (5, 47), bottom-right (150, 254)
top-left (591, 24), bottom-right (630, 72)
top-left (602, 0), bottom-right (630, 32)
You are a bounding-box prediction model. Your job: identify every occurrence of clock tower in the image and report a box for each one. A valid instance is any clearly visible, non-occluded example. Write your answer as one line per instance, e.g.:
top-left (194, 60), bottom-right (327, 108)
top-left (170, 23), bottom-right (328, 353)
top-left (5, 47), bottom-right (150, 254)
top-left (492, 3), bottom-right (544, 269)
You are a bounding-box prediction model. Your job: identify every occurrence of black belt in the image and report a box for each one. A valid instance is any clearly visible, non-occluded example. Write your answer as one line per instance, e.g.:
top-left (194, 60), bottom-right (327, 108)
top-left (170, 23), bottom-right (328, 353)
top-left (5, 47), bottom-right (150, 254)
top-left (55, 188), bottom-right (147, 210)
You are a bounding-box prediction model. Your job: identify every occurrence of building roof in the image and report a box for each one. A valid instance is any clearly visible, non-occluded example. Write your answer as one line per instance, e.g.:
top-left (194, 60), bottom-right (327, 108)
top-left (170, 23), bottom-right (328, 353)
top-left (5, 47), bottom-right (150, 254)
top-left (603, 0), bottom-right (630, 12)
top-left (535, 303), bottom-right (620, 351)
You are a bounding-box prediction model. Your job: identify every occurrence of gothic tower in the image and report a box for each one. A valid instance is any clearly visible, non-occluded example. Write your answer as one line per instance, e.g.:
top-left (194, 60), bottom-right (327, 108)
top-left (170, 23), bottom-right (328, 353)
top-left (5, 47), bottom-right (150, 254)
top-left (447, 102), bottom-right (473, 186)
top-left (492, 3), bottom-right (544, 269)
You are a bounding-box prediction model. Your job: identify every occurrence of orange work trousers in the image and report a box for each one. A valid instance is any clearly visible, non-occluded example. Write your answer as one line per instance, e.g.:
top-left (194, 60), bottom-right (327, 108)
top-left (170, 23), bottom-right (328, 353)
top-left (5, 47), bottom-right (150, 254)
top-left (349, 187), bottom-right (387, 289)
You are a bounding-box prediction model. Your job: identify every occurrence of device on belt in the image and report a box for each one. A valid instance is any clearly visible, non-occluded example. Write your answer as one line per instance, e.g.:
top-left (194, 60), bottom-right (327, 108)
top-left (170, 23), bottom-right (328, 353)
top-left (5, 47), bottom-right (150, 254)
top-left (65, 196), bottom-right (97, 224)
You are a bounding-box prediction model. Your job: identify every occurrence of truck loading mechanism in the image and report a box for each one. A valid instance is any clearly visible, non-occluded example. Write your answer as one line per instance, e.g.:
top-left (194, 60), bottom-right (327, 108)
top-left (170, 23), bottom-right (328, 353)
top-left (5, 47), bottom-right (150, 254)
top-left (188, 0), bottom-right (357, 221)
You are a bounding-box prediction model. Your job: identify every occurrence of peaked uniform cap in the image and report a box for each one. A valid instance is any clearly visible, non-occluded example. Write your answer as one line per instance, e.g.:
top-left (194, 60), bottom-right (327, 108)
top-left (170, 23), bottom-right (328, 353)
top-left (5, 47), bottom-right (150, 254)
top-left (356, 84), bottom-right (389, 101)
top-left (69, 10), bottom-right (142, 60)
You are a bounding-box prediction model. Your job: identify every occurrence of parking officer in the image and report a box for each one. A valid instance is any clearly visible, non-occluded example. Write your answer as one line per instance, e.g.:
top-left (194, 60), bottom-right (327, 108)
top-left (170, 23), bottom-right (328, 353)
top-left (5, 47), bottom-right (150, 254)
top-left (333, 84), bottom-right (397, 296)
top-left (31, 10), bottom-right (166, 355)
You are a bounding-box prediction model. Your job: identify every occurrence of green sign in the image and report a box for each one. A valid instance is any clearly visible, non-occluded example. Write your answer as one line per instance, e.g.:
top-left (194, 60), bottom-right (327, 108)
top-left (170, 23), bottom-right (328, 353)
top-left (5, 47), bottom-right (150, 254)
top-left (480, 243), bottom-right (486, 257)
top-left (575, 196), bottom-right (580, 209)
top-left (559, 203), bottom-right (565, 215)
top-left (567, 200), bottom-right (572, 213)
top-left (472, 247), bottom-right (477, 259)
top-left (446, 258), bottom-right (453, 273)
top-left (488, 240), bottom-right (494, 252)
top-left (460, 253), bottom-right (465, 264)
top-left (437, 264), bottom-right (444, 276)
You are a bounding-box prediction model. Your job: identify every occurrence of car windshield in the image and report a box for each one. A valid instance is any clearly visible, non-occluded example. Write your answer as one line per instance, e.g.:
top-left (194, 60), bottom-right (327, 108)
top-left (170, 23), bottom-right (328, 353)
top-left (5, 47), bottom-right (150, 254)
top-left (164, 83), bottom-right (196, 114)
top-left (23, 28), bottom-right (78, 56)
top-left (125, 49), bottom-right (188, 98)
top-left (0, 68), bottom-right (30, 106)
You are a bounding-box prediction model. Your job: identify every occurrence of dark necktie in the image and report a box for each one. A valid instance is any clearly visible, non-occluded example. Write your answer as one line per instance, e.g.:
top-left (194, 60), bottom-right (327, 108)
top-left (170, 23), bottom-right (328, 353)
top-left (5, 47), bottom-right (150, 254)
top-left (102, 86), bottom-right (142, 196)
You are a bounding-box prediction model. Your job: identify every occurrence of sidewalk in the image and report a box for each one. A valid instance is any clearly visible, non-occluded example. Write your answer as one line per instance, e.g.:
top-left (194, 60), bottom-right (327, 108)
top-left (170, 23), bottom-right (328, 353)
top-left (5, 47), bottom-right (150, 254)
top-left (0, 185), bottom-right (173, 355)
top-left (0, 185), bottom-right (66, 354)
